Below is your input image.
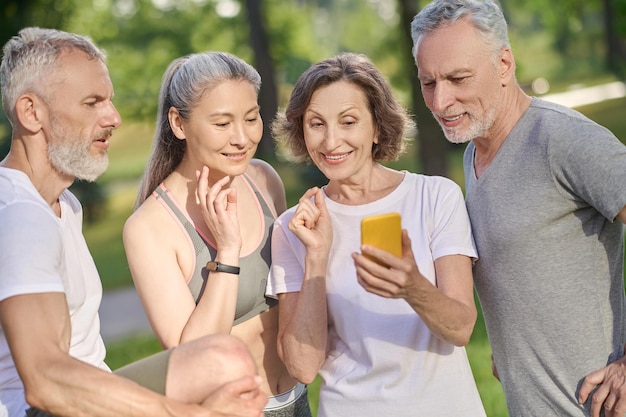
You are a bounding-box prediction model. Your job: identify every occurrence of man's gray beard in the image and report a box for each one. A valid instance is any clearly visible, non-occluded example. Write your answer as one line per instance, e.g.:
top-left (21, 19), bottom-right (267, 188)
top-left (443, 129), bottom-right (473, 144)
top-left (48, 140), bottom-right (108, 182)
top-left (437, 105), bottom-right (497, 145)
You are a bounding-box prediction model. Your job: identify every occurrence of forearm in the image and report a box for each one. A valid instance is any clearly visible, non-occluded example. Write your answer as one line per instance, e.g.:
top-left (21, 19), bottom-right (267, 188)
top-left (178, 274), bottom-right (239, 344)
top-left (174, 247), bottom-right (242, 346)
top-left (25, 354), bottom-right (197, 417)
top-left (278, 256), bottom-right (328, 383)
top-left (405, 282), bottom-right (476, 346)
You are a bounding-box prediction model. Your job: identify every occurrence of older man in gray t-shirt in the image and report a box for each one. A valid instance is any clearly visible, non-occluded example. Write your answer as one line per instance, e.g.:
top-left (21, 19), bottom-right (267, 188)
top-left (465, 98), bottom-right (626, 416)
top-left (411, 0), bottom-right (626, 414)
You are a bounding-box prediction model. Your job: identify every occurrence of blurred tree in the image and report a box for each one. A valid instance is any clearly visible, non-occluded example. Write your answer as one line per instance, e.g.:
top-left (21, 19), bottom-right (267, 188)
top-left (2, 0), bottom-right (622, 177)
top-left (504, 0), bottom-right (624, 81)
top-left (604, 0), bottom-right (626, 77)
top-left (65, 0), bottom-right (320, 163)
top-left (0, 0), bottom-right (77, 158)
top-left (67, 0), bottom-right (250, 122)
top-left (244, 0), bottom-right (279, 162)
top-left (397, 0), bottom-right (450, 176)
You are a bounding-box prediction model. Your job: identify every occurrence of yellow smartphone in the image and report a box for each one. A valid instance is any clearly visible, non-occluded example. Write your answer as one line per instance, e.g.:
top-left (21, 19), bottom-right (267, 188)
top-left (360, 212), bottom-right (402, 267)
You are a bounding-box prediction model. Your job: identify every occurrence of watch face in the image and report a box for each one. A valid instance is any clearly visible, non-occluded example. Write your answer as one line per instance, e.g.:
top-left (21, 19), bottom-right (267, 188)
top-left (205, 261), bottom-right (240, 275)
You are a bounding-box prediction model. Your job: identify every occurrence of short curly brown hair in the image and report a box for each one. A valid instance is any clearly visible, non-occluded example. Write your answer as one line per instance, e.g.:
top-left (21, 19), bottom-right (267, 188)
top-left (272, 52), bottom-right (415, 164)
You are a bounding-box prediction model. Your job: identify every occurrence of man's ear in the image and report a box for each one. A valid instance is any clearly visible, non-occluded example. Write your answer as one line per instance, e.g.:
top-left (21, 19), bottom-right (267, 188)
top-left (15, 94), bottom-right (45, 134)
top-left (499, 47), bottom-right (516, 87)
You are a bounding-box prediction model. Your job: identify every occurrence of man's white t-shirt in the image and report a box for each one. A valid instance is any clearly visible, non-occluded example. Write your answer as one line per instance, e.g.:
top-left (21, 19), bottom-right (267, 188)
top-left (0, 168), bottom-right (108, 417)
top-left (269, 172), bottom-right (486, 417)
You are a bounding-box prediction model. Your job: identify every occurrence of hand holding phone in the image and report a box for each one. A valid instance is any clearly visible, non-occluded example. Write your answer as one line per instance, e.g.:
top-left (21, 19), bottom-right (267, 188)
top-left (360, 212), bottom-right (402, 267)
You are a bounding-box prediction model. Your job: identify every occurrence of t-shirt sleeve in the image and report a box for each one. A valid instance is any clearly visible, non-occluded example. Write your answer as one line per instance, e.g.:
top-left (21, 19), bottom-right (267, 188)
top-left (0, 201), bottom-right (65, 301)
top-left (549, 117), bottom-right (626, 222)
top-left (267, 210), bottom-right (307, 297)
top-left (429, 178), bottom-right (478, 261)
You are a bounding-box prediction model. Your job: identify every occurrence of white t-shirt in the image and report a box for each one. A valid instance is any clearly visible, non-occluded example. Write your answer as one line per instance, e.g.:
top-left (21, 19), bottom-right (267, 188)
top-left (0, 168), bottom-right (108, 417)
top-left (269, 172), bottom-right (486, 417)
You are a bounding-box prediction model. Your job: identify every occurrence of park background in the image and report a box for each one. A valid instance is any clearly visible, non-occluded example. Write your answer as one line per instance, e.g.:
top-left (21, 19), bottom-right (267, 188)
top-left (1, 1), bottom-right (626, 415)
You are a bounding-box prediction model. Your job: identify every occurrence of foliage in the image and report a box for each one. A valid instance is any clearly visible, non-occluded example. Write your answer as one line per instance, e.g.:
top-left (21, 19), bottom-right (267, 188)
top-left (503, 0), bottom-right (626, 82)
top-left (66, 0), bottom-right (249, 121)
top-left (0, 0), bottom-right (78, 157)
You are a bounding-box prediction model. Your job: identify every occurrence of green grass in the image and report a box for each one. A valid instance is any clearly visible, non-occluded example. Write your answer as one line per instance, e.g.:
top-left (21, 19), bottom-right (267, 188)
top-left (83, 182), bottom-right (138, 289)
top-left (578, 97), bottom-right (626, 143)
top-left (95, 95), bottom-right (625, 417)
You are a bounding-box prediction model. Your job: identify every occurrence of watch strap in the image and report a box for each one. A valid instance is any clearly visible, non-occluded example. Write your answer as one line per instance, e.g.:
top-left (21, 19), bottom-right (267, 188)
top-left (206, 261), bottom-right (240, 275)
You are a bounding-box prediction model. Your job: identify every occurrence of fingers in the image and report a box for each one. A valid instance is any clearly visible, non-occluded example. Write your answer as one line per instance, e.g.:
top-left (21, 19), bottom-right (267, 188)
top-left (589, 380), bottom-right (609, 417)
top-left (359, 243), bottom-right (403, 271)
top-left (196, 166), bottom-right (210, 207)
top-left (353, 252), bottom-right (404, 298)
top-left (579, 368), bottom-right (604, 405)
top-left (196, 166), bottom-right (235, 216)
top-left (312, 187), bottom-right (328, 212)
top-left (224, 375), bottom-right (264, 397)
top-left (579, 364), bottom-right (626, 417)
top-left (301, 186), bottom-right (320, 202)
top-left (491, 353), bottom-right (500, 381)
top-left (291, 188), bottom-right (321, 231)
top-left (194, 167), bottom-right (241, 251)
top-left (201, 375), bottom-right (267, 417)
top-left (207, 175), bottom-right (234, 214)
top-left (588, 376), bottom-right (626, 417)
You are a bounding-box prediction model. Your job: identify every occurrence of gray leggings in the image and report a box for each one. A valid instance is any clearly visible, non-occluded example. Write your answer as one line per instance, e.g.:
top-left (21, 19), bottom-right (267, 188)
top-left (264, 386), bottom-right (312, 417)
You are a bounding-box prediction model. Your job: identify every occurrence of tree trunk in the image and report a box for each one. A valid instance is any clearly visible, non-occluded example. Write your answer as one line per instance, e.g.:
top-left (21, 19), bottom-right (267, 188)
top-left (244, 0), bottom-right (280, 162)
top-left (603, 0), bottom-right (625, 78)
top-left (397, 0), bottom-right (449, 177)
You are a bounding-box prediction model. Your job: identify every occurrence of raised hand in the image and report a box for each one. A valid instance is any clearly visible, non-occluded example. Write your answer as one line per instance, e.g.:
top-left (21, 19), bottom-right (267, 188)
top-left (196, 166), bottom-right (242, 253)
top-left (288, 187), bottom-right (332, 256)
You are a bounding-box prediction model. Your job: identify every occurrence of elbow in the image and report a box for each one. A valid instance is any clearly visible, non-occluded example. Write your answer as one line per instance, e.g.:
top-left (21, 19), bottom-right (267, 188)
top-left (444, 311), bottom-right (477, 347)
top-left (452, 315), bottom-right (477, 347)
top-left (288, 363), bottom-right (321, 385)
top-left (450, 328), bottom-right (473, 347)
top-left (23, 374), bottom-right (60, 414)
top-left (297, 372), bottom-right (318, 385)
top-left (277, 340), bottom-right (324, 385)
top-left (440, 327), bottom-right (472, 347)
top-left (286, 364), bottom-right (321, 385)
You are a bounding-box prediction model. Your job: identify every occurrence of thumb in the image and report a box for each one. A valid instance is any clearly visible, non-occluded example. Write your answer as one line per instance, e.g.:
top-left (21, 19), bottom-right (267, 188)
top-left (578, 368), bottom-right (604, 403)
top-left (401, 229), bottom-right (413, 258)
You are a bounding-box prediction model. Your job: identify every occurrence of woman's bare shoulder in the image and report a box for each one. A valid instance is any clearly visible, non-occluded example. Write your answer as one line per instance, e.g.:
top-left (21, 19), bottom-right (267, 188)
top-left (246, 159), bottom-right (287, 215)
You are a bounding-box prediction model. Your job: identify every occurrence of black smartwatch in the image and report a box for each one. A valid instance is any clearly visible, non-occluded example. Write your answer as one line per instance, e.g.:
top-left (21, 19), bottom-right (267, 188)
top-left (206, 261), bottom-right (240, 275)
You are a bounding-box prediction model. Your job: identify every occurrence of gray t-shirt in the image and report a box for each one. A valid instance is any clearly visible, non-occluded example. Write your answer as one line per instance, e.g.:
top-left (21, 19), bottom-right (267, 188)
top-left (465, 98), bottom-right (626, 416)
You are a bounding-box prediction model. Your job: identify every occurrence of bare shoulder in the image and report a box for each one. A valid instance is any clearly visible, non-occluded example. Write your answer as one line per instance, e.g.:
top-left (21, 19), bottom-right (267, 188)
top-left (123, 196), bottom-right (176, 244)
top-left (246, 159), bottom-right (287, 215)
top-left (247, 158), bottom-right (281, 181)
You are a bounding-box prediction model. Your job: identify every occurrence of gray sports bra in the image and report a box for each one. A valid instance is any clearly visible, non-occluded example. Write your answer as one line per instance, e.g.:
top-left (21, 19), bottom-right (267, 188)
top-left (154, 175), bottom-right (278, 325)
